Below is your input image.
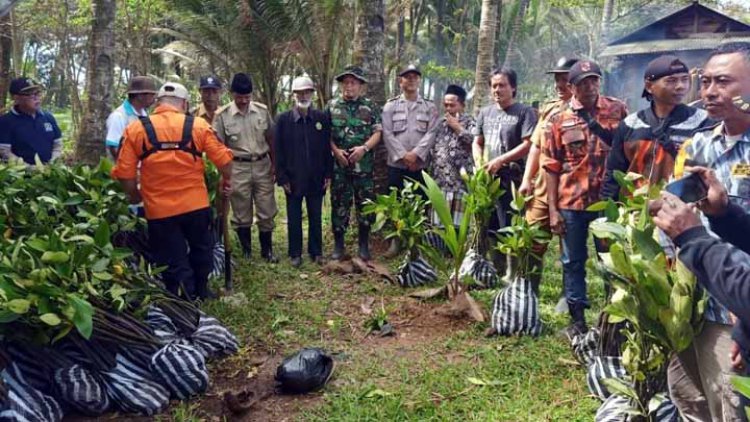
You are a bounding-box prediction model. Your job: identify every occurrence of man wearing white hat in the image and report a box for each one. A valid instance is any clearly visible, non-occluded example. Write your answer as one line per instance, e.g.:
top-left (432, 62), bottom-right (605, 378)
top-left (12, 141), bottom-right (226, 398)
top-left (274, 76), bottom-right (332, 267)
top-left (112, 82), bottom-right (234, 300)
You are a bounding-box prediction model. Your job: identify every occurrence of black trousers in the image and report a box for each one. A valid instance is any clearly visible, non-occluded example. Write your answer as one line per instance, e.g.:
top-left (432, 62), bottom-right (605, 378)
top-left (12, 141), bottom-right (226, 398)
top-left (286, 193), bottom-right (323, 258)
top-left (147, 207), bottom-right (212, 300)
top-left (387, 166), bottom-right (427, 199)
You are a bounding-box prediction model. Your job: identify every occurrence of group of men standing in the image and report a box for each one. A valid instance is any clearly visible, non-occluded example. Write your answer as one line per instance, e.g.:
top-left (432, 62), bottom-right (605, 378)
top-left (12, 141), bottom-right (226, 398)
top-left (3, 40), bottom-right (750, 420)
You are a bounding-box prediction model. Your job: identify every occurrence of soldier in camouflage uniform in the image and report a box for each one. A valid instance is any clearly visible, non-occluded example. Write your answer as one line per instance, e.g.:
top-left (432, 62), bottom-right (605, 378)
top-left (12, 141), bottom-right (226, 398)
top-left (326, 66), bottom-right (382, 261)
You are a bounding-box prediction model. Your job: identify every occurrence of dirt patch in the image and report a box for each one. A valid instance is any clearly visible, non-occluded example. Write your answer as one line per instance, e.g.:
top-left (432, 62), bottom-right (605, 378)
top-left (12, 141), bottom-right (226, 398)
top-left (67, 269), bottom-right (481, 421)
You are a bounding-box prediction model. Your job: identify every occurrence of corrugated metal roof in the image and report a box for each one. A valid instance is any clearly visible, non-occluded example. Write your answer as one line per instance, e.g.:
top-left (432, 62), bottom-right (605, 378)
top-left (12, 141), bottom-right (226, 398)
top-left (600, 36), bottom-right (750, 57)
top-left (608, 3), bottom-right (750, 46)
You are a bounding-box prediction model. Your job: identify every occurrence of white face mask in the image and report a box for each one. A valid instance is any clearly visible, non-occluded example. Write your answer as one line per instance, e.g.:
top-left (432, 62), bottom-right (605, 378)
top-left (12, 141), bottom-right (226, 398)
top-left (296, 99), bottom-right (312, 109)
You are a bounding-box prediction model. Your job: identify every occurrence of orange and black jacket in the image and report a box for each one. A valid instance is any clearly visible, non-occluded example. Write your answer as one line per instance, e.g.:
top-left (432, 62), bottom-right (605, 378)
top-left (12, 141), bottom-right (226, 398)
top-left (601, 104), bottom-right (714, 201)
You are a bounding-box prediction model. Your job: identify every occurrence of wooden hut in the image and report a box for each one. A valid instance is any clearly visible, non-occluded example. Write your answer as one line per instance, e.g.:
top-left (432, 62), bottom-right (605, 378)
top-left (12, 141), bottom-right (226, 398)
top-left (601, 1), bottom-right (750, 110)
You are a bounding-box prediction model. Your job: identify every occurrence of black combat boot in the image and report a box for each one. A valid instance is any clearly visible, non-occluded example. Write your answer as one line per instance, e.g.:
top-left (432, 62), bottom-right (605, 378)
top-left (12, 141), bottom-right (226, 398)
top-left (259, 231), bottom-right (279, 263)
top-left (332, 231), bottom-right (346, 261)
top-left (358, 225), bottom-right (371, 261)
top-left (236, 227), bottom-right (252, 258)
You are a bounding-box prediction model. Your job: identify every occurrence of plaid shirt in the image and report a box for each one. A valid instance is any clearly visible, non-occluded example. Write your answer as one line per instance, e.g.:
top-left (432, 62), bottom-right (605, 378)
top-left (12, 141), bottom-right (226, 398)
top-left (672, 123), bottom-right (750, 325)
top-left (541, 96), bottom-right (628, 210)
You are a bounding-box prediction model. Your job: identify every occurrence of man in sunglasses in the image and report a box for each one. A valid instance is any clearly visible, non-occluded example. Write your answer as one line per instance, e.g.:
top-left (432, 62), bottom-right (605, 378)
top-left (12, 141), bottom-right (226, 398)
top-left (0, 77), bottom-right (63, 164)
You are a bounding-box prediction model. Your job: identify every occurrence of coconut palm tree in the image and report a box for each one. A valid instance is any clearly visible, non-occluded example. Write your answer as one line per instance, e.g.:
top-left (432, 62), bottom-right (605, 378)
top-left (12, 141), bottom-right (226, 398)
top-left (472, 0), bottom-right (500, 113)
top-left (76, 0), bottom-right (115, 164)
top-left (154, 0), bottom-right (353, 114)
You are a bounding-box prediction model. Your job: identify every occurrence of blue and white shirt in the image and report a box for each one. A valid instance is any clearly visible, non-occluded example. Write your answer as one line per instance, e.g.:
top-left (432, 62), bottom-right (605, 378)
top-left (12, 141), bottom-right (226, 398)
top-left (674, 123), bottom-right (750, 325)
top-left (105, 100), bottom-right (147, 156)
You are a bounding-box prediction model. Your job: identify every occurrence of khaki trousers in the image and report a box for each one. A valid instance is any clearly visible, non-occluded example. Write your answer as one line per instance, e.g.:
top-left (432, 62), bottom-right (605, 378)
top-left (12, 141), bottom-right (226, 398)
top-left (668, 321), bottom-right (743, 422)
top-left (230, 158), bottom-right (277, 232)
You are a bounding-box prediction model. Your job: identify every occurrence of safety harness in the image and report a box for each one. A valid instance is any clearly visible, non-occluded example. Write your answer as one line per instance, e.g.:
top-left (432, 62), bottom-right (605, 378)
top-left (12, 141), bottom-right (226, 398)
top-left (137, 115), bottom-right (202, 161)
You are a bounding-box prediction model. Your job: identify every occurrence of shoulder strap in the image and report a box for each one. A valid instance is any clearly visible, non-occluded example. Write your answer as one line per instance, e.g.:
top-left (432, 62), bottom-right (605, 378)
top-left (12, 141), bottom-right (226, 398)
top-left (138, 116), bottom-right (160, 160)
top-left (179, 115), bottom-right (201, 161)
top-left (576, 109), bottom-right (614, 146)
top-left (138, 115), bottom-right (202, 161)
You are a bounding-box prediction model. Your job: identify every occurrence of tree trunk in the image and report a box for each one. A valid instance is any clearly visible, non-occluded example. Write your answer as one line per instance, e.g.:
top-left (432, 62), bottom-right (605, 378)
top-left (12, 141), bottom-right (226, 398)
top-left (352, 0), bottom-right (387, 193)
top-left (0, 12), bottom-right (11, 110)
top-left (600, 0), bottom-right (615, 43)
top-left (473, 0), bottom-right (500, 114)
top-left (502, 0), bottom-right (530, 70)
top-left (0, 0), bottom-right (21, 19)
top-left (76, 0), bottom-right (116, 165)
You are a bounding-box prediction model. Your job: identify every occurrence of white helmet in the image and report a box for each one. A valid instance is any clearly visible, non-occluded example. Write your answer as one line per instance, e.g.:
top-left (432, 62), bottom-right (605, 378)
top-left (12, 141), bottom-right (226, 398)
top-left (291, 76), bottom-right (315, 92)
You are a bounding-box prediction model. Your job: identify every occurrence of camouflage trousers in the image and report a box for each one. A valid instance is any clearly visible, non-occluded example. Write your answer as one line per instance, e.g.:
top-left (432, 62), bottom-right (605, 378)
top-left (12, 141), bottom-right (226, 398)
top-left (331, 169), bottom-right (374, 233)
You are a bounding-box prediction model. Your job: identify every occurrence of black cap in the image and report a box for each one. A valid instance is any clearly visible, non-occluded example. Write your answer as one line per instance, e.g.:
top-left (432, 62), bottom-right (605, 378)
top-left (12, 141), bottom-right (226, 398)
top-left (546, 57), bottom-right (579, 74)
top-left (398, 64), bottom-right (422, 78)
top-left (641, 55), bottom-right (689, 98)
top-left (335, 65), bottom-right (367, 83)
top-left (230, 73), bottom-right (253, 94)
top-left (445, 84), bottom-right (467, 103)
top-left (568, 60), bottom-right (602, 85)
top-left (9, 77), bottom-right (42, 95)
top-left (199, 75), bottom-right (222, 90)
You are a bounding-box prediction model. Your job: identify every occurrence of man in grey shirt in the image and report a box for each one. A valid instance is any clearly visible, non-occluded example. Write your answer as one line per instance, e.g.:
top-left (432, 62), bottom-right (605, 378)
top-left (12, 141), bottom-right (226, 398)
top-left (472, 67), bottom-right (537, 273)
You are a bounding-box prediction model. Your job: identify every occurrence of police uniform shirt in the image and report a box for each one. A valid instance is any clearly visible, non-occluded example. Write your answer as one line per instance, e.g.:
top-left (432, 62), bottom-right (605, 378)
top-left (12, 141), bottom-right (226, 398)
top-left (191, 103), bottom-right (219, 125)
top-left (213, 101), bottom-right (273, 158)
top-left (382, 95), bottom-right (439, 168)
top-left (0, 106), bottom-right (62, 164)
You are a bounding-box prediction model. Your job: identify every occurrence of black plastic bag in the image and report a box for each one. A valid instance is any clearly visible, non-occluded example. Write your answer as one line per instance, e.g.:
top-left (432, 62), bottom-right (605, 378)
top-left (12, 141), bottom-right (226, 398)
top-left (275, 348), bottom-right (334, 394)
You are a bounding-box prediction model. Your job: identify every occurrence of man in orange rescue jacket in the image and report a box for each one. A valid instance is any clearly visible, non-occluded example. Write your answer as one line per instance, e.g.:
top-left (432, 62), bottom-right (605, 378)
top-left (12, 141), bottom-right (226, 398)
top-left (112, 82), bottom-right (233, 300)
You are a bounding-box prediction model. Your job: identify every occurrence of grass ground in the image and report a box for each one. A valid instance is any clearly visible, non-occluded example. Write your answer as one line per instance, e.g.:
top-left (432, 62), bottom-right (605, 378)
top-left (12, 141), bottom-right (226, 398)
top-left (152, 191), bottom-right (608, 422)
top-left (50, 112), bottom-right (605, 420)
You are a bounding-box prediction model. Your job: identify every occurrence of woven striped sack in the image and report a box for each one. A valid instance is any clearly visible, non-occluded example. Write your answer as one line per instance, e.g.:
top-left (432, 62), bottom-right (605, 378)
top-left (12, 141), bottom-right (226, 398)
top-left (594, 392), bottom-right (678, 422)
top-left (595, 394), bottom-right (632, 422)
top-left (5, 345), bottom-right (53, 394)
top-left (192, 314), bottom-right (240, 358)
top-left (53, 364), bottom-right (110, 416)
top-left (101, 353), bottom-right (169, 416)
top-left (459, 249), bottom-right (499, 289)
top-left (0, 362), bottom-right (63, 422)
top-left (209, 240), bottom-right (225, 280)
top-left (146, 306), bottom-right (181, 344)
top-left (490, 277), bottom-right (542, 336)
top-left (150, 343), bottom-right (209, 400)
top-left (423, 232), bottom-right (448, 255)
top-left (571, 328), bottom-right (600, 365)
top-left (396, 256), bottom-right (438, 288)
top-left (650, 393), bottom-right (679, 421)
top-left (587, 356), bottom-right (627, 401)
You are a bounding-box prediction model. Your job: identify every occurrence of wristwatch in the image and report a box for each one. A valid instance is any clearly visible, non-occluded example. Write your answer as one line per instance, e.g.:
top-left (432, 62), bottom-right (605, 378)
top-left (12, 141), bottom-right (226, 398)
top-left (362, 144), bottom-right (370, 152)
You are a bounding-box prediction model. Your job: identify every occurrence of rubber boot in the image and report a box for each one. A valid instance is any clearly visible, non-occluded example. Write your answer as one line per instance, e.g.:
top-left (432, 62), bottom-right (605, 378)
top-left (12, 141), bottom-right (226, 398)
top-left (259, 231), bottom-right (279, 263)
top-left (236, 227), bottom-right (252, 259)
top-left (563, 302), bottom-right (588, 342)
top-left (358, 225), bottom-right (371, 261)
top-left (332, 231), bottom-right (345, 261)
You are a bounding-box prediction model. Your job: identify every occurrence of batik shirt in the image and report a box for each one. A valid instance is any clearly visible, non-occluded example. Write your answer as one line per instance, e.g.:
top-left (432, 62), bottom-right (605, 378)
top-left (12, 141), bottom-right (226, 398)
top-left (673, 123), bottom-right (750, 325)
top-left (428, 114), bottom-right (476, 193)
top-left (541, 95), bottom-right (628, 210)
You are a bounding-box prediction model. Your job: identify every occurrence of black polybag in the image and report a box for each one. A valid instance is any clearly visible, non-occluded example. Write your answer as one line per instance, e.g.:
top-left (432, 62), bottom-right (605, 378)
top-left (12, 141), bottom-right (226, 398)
top-left (275, 348), bottom-right (333, 394)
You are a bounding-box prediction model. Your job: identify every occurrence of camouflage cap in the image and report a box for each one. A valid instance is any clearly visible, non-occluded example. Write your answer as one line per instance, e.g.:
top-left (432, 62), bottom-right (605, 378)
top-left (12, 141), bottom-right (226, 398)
top-left (335, 65), bottom-right (367, 84)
